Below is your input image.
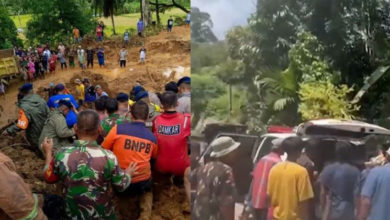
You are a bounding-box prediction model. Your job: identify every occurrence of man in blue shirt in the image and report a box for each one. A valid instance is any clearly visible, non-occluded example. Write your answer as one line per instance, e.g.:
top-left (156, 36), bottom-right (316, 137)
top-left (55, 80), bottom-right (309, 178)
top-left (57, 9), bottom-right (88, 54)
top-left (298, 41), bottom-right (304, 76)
top-left (359, 147), bottom-right (390, 220)
top-left (47, 84), bottom-right (79, 127)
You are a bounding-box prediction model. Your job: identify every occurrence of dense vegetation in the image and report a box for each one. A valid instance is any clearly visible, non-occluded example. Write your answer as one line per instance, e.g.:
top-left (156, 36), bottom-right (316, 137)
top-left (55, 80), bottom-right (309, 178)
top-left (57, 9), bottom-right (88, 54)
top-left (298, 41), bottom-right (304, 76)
top-left (3, 0), bottom-right (189, 46)
top-left (0, 7), bottom-right (20, 49)
top-left (192, 0), bottom-right (390, 132)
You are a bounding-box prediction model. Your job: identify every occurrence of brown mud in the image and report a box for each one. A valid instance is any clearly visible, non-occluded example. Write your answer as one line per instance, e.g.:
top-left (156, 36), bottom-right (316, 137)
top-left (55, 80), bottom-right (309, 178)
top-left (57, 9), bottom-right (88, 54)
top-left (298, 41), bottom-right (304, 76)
top-left (0, 26), bottom-right (190, 219)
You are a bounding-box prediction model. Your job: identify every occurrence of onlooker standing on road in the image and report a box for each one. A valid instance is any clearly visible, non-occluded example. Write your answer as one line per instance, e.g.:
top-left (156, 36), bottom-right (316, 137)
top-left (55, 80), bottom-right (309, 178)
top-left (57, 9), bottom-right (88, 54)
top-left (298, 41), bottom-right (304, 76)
top-left (95, 85), bottom-right (108, 100)
top-left (68, 49), bottom-right (75, 68)
top-left (139, 46), bottom-right (146, 64)
top-left (137, 19), bottom-right (144, 37)
top-left (86, 46), bottom-right (95, 68)
top-left (96, 25), bottom-right (103, 42)
top-left (251, 138), bottom-right (284, 220)
top-left (97, 47), bottom-right (105, 67)
top-left (58, 52), bottom-right (67, 70)
top-left (319, 141), bottom-right (360, 220)
top-left (167, 16), bottom-right (174, 32)
top-left (77, 46), bottom-right (85, 69)
top-left (74, 79), bottom-right (84, 107)
top-left (73, 27), bottom-right (81, 43)
top-left (58, 43), bottom-right (66, 56)
top-left (83, 78), bottom-right (96, 108)
top-left (359, 147), bottom-right (390, 220)
top-left (267, 137), bottom-right (314, 220)
top-left (124, 30), bottom-right (130, 45)
top-left (119, 47), bottom-right (128, 68)
top-left (42, 110), bottom-right (138, 219)
top-left (185, 12), bottom-right (191, 26)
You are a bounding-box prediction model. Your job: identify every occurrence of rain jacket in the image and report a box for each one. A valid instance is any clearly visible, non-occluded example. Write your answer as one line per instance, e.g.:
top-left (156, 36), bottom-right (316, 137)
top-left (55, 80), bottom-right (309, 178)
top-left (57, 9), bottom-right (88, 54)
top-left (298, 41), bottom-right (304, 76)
top-left (6, 94), bottom-right (49, 148)
top-left (38, 109), bottom-right (75, 153)
top-left (0, 153), bottom-right (47, 220)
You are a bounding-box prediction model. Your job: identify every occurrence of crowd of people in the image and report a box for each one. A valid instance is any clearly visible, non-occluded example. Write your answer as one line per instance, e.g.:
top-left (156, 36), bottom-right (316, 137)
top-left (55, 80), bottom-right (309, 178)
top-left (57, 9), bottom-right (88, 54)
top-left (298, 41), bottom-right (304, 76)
top-left (191, 132), bottom-right (390, 220)
top-left (0, 75), bottom-right (191, 219)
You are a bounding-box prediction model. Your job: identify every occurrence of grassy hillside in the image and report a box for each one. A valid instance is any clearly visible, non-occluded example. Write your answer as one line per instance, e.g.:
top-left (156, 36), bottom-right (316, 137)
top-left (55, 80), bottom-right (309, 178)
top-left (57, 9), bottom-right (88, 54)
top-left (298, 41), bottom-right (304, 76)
top-left (11, 8), bottom-right (186, 37)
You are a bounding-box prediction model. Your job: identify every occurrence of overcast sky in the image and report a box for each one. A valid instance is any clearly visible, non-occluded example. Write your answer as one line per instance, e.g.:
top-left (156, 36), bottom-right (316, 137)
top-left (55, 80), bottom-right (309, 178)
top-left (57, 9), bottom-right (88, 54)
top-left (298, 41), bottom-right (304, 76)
top-left (192, 0), bottom-right (256, 39)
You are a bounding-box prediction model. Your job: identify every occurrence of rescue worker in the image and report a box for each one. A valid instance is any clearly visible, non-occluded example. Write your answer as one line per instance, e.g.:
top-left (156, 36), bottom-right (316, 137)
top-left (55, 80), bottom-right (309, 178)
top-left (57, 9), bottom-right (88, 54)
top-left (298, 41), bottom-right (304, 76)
top-left (0, 152), bottom-right (47, 220)
top-left (152, 91), bottom-right (190, 200)
top-left (47, 84), bottom-right (79, 127)
top-left (38, 100), bottom-right (75, 153)
top-left (42, 110), bottom-right (138, 219)
top-left (191, 136), bottom-right (239, 220)
top-left (135, 91), bottom-right (160, 129)
top-left (2, 83), bottom-right (49, 154)
top-left (116, 93), bottom-right (130, 117)
top-left (102, 101), bottom-right (158, 220)
top-left (177, 76), bottom-right (190, 113)
top-left (100, 98), bottom-right (129, 137)
top-left (129, 85), bottom-right (161, 110)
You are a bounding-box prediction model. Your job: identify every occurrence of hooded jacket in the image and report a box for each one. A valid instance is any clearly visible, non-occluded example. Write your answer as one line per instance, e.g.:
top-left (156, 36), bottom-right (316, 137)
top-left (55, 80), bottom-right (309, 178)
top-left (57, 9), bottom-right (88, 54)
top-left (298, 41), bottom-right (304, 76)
top-left (7, 94), bottom-right (49, 148)
top-left (38, 109), bottom-right (75, 153)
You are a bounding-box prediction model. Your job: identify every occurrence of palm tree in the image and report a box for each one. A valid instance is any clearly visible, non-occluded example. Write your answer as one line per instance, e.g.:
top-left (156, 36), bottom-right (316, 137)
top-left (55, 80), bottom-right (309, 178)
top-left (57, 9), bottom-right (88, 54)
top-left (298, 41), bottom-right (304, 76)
top-left (255, 68), bottom-right (300, 125)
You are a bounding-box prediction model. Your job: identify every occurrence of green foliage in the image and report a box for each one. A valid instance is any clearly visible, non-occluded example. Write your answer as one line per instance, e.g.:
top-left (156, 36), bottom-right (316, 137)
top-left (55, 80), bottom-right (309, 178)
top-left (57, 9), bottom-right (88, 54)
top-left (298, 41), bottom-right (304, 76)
top-left (25, 0), bottom-right (95, 46)
top-left (287, 32), bottom-right (338, 83)
top-left (191, 42), bottom-right (228, 72)
top-left (191, 70), bottom-right (226, 124)
top-left (123, 1), bottom-right (140, 14)
top-left (207, 88), bottom-right (247, 123)
top-left (0, 7), bottom-right (20, 49)
top-left (298, 81), bottom-right (359, 120)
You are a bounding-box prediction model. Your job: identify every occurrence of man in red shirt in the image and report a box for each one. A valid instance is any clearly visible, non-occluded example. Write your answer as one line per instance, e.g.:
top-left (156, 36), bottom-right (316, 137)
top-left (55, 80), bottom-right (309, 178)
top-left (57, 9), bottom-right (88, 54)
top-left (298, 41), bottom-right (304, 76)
top-left (252, 138), bottom-right (284, 220)
top-left (152, 91), bottom-right (191, 200)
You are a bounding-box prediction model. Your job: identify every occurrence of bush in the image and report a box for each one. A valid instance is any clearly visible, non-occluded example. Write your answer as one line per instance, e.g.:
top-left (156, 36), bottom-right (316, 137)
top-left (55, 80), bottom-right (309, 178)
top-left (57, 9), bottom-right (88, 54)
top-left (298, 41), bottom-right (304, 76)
top-left (25, 0), bottom-right (95, 47)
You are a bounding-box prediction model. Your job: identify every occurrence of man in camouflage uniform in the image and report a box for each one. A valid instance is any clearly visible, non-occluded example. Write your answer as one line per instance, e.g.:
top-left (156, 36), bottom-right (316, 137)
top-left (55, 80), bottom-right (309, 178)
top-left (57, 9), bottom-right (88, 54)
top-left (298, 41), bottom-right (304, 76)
top-left (191, 136), bottom-right (239, 220)
top-left (101, 98), bottom-right (130, 137)
top-left (42, 110), bottom-right (138, 219)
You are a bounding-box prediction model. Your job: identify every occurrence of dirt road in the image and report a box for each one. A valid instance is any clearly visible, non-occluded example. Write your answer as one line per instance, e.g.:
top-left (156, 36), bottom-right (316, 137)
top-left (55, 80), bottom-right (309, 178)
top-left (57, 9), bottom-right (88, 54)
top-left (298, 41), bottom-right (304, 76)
top-left (0, 26), bottom-right (190, 219)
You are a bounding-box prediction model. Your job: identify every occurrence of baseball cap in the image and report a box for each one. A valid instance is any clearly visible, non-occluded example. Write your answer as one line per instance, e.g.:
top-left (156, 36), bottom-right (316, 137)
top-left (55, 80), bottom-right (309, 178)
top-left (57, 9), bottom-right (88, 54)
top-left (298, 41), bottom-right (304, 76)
top-left (58, 99), bottom-right (73, 109)
top-left (116, 93), bottom-right (129, 102)
top-left (55, 84), bottom-right (65, 91)
top-left (165, 81), bottom-right (178, 93)
top-left (177, 76), bottom-right (190, 86)
top-left (19, 83), bottom-right (33, 93)
top-left (135, 91), bottom-right (148, 101)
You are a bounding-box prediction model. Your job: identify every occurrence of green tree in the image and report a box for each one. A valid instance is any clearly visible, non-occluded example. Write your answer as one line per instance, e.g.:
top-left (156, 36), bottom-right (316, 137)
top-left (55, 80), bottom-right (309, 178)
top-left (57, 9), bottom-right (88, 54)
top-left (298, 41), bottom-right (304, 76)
top-left (191, 7), bottom-right (218, 43)
top-left (191, 71), bottom-right (225, 126)
top-left (26, 0), bottom-right (95, 46)
top-left (0, 7), bottom-right (20, 49)
top-left (298, 81), bottom-right (359, 120)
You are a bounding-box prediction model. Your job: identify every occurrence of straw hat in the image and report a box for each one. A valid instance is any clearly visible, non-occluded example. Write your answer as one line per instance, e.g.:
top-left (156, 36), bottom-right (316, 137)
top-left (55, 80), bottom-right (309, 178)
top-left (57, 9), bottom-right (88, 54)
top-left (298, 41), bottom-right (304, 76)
top-left (210, 136), bottom-right (241, 158)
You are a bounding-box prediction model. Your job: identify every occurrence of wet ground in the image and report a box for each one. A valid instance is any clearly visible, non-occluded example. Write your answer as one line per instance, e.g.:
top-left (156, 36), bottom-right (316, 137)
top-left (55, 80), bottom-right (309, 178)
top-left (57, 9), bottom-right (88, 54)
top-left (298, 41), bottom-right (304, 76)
top-left (0, 26), bottom-right (191, 219)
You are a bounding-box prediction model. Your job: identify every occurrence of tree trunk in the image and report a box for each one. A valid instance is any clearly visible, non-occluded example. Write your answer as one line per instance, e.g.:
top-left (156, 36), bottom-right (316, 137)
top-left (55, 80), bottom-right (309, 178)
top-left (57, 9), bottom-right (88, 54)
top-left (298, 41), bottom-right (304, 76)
top-left (140, 0), bottom-right (143, 21)
top-left (156, 0), bottom-right (160, 24)
top-left (142, 0), bottom-right (151, 26)
top-left (111, 11), bottom-right (116, 35)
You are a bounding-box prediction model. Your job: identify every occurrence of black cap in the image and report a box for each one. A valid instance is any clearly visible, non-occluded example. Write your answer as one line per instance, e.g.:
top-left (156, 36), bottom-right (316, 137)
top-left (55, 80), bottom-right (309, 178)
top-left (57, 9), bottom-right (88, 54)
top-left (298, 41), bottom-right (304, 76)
top-left (58, 99), bottom-right (73, 109)
top-left (165, 81), bottom-right (178, 93)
